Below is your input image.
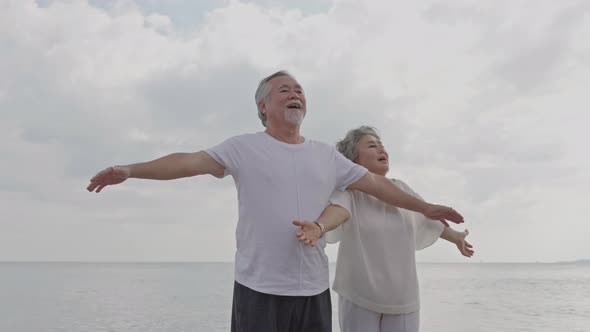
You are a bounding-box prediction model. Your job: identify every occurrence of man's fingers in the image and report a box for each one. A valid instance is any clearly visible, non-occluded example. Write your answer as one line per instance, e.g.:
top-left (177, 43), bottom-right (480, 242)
top-left (91, 167), bottom-right (111, 182)
top-left (292, 220), bottom-right (304, 226)
top-left (90, 173), bottom-right (103, 182)
top-left (88, 167), bottom-right (116, 192)
top-left (428, 206), bottom-right (463, 224)
top-left (448, 209), bottom-right (464, 223)
top-left (445, 216), bottom-right (462, 224)
top-left (449, 213), bottom-right (464, 223)
top-left (86, 182), bottom-right (98, 192)
top-left (96, 184), bottom-right (107, 193)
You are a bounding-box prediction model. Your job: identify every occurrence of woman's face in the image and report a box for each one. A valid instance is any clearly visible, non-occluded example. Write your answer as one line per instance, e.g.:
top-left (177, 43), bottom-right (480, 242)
top-left (354, 135), bottom-right (389, 176)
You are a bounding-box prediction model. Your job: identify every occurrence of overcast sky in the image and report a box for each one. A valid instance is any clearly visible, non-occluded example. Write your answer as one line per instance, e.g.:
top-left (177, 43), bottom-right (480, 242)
top-left (2, 0), bottom-right (589, 263)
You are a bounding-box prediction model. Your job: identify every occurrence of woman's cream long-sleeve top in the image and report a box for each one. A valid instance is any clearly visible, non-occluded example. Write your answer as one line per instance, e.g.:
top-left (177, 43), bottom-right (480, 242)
top-left (327, 178), bottom-right (444, 314)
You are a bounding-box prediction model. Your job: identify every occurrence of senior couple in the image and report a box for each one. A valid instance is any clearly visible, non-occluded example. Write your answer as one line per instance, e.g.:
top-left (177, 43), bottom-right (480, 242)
top-left (87, 70), bottom-right (473, 332)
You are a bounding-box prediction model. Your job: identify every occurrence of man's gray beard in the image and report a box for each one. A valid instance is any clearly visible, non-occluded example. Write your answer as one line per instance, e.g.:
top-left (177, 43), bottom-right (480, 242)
top-left (285, 109), bottom-right (305, 125)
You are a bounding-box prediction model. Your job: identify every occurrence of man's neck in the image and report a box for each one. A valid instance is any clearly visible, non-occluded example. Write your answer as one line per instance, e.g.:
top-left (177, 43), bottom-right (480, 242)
top-left (265, 126), bottom-right (304, 144)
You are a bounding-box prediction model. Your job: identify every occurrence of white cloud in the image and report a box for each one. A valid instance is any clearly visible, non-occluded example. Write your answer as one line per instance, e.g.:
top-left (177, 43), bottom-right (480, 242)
top-left (1, 0), bottom-right (588, 262)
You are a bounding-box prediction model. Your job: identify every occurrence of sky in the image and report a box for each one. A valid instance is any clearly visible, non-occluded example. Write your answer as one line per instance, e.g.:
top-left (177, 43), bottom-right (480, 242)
top-left (1, 0), bottom-right (589, 263)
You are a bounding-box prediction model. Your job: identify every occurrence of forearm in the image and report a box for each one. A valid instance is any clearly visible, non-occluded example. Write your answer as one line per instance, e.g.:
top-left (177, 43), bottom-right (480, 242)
top-left (126, 153), bottom-right (199, 180)
top-left (350, 173), bottom-right (429, 214)
top-left (317, 204), bottom-right (351, 232)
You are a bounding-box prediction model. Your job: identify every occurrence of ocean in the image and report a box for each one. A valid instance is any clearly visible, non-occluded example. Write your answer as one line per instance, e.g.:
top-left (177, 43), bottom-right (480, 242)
top-left (1, 262), bottom-right (588, 332)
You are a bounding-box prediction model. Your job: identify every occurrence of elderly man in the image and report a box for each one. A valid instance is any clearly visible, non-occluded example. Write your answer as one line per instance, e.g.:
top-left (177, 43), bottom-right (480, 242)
top-left (87, 70), bottom-right (463, 332)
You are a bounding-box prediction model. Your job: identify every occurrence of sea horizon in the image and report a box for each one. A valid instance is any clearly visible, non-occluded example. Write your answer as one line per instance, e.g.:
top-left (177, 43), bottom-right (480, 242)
top-left (1, 259), bottom-right (588, 264)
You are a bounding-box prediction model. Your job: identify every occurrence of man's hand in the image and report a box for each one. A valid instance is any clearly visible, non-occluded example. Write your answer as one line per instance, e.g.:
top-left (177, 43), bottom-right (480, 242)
top-left (87, 166), bottom-right (131, 193)
top-left (292, 220), bottom-right (322, 247)
top-left (423, 204), bottom-right (464, 224)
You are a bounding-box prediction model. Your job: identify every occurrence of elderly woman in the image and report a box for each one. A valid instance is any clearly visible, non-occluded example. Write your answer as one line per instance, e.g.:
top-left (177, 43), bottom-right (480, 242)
top-left (293, 126), bottom-right (473, 332)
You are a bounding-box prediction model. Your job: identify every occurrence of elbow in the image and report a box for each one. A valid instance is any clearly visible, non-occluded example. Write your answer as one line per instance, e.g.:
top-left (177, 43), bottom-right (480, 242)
top-left (359, 172), bottom-right (383, 195)
top-left (342, 210), bottom-right (351, 223)
top-left (349, 172), bottom-right (379, 194)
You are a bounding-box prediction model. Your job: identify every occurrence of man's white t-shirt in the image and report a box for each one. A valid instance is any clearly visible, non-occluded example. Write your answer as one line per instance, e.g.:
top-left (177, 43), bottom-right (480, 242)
top-left (327, 179), bottom-right (445, 314)
top-left (206, 132), bottom-right (367, 296)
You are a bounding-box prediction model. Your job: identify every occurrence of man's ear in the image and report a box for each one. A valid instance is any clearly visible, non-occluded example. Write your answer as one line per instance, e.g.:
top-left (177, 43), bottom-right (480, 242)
top-left (259, 101), bottom-right (267, 114)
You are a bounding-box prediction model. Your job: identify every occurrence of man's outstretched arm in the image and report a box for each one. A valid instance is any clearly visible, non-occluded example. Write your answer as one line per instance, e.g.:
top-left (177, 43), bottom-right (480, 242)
top-left (87, 151), bottom-right (224, 193)
top-left (347, 172), bottom-right (464, 224)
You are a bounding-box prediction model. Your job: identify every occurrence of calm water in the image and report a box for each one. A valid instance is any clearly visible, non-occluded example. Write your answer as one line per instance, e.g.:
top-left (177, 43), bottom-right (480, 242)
top-left (1, 262), bottom-right (588, 332)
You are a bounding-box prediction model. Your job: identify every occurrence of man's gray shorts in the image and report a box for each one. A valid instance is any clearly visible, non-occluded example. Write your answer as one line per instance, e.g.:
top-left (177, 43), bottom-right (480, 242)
top-left (231, 281), bottom-right (331, 332)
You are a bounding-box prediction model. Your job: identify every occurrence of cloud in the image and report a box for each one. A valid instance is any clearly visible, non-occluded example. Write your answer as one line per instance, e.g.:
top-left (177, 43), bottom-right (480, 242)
top-left (1, 0), bottom-right (588, 262)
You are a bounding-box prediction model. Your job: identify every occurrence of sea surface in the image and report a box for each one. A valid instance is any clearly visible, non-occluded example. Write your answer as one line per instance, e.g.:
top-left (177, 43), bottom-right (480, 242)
top-left (1, 262), bottom-right (588, 332)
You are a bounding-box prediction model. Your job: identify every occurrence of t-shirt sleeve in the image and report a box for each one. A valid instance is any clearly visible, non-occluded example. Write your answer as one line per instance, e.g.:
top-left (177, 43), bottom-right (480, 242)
top-left (331, 147), bottom-right (368, 191)
top-left (396, 180), bottom-right (445, 250)
top-left (205, 137), bottom-right (240, 178)
top-left (325, 190), bottom-right (353, 244)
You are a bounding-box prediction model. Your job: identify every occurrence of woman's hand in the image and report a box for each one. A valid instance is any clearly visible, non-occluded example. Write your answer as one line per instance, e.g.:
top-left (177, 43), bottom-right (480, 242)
top-left (292, 220), bottom-right (322, 247)
top-left (454, 229), bottom-right (474, 257)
